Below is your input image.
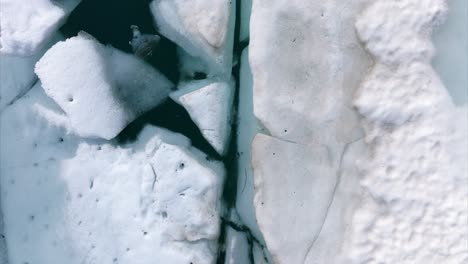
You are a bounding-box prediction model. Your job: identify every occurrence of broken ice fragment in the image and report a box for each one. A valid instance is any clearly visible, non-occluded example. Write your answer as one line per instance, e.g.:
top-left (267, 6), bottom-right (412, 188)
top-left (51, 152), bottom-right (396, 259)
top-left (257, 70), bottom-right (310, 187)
top-left (35, 32), bottom-right (173, 140)
top-left (150, 0), bottom-right (235, 77)
top-left (170, 79), bottom-right (235, 155)
top-left (0, 84), bottom-right (225, 264)
top-left (239, 1), bottom-right (371, 263)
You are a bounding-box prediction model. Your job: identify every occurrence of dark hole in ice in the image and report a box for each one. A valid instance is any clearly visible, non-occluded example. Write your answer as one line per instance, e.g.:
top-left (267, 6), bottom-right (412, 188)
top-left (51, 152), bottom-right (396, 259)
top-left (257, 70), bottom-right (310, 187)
top-left (116, 99), bottom-right (220, 159)
top-left (61, 0), bottom-right (180, 83)
top-left (193, 72), bottom-right (207, 80)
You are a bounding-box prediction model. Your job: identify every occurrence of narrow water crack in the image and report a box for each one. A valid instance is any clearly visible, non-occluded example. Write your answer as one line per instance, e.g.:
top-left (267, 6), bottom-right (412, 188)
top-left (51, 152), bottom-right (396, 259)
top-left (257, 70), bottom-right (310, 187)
top-left (222, 217), bottom-right (270, 264)
top-left (216, 0), bottom-right (248, 262)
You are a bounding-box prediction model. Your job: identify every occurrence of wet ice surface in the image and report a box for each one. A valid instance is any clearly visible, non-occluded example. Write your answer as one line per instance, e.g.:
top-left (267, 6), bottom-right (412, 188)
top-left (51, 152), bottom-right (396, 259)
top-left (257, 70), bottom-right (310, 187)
top-left (432, 0), bottom-right (468, 106)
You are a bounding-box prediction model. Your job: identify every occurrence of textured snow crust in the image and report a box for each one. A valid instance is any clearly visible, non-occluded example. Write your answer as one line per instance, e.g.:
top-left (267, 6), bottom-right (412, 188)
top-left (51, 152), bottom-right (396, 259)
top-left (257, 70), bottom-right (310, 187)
top-left (0, 84), bottom-right (225, 264)
top-left (171, 79), bottom-right (235, 155)
top-left (0, 0), bottom-right (80, 56)
top-left (35, 33), bottom-right (173, 140)
top-left (344, 0), bottom-right (468, 263)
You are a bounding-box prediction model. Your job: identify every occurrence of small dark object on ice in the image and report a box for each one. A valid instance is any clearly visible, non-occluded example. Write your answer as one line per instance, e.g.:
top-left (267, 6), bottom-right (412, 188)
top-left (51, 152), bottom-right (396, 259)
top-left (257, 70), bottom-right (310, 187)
top-left (129, 25), bottom-right (161, 59)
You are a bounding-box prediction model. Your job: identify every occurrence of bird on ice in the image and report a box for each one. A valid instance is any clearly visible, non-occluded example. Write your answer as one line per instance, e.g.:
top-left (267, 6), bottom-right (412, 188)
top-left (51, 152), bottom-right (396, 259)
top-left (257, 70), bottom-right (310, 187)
top-left (129, 25), bottom-right (161, 59)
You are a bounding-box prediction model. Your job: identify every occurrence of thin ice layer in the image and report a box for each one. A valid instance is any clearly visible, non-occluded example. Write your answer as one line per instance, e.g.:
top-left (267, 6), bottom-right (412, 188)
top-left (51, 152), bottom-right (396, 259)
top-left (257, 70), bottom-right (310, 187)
top-left (0, 84), bottom-right (225, 264)
top-left (0, 0), bottom-right (81, 55)
top-left (35, 33), bottom-right (173, 140)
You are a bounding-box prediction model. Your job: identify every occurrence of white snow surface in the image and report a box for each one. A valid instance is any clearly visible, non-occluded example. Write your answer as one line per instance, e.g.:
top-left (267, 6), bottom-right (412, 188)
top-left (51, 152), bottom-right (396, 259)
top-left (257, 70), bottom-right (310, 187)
top-left (344, 0), bottom-right (468, 263)
top-left (150, 0), bottom-right (235, 78)
top-left (0, 0), bottom-right (80, 56)
top-left (170, 79), bottom-right (235, 155)
top-left (35, 33), bottom-right (173, 140)
top-left (0, 84), bottom-right (225, 264)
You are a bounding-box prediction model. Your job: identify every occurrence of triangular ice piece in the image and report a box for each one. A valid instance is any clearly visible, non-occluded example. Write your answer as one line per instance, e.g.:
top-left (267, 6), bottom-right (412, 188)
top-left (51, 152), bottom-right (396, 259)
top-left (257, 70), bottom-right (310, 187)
top-left (171, 79), bottom-right (235, 155)
top-left (150, 0), bottom-right (235, 77)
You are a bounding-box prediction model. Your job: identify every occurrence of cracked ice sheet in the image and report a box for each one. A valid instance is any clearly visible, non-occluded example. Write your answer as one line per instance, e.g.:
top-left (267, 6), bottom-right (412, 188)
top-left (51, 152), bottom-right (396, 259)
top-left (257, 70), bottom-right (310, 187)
top-left (0, 84), bottom-right (225, 264)
top-left (243, 0), bottom-right (372, 263)
top-left (0, 0), bottom-right (81, 56)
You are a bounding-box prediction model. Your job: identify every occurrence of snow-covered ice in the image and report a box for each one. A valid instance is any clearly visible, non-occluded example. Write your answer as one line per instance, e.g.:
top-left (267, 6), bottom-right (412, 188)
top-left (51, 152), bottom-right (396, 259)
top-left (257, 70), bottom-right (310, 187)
top-left (170, 79), bottom-right (235, 155)
top-left (0, 0), bottom-right (81, 56)
top-left (344, 0), bottom-right (468, 263)
top-left (35, 33), bottom-right (173, 140)
top-left (0, 0), bottom-right (466, 263)
top-left (150, 0), bottom-right (236, 78)
top-left (0, 84), bottom-right (225, 264)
